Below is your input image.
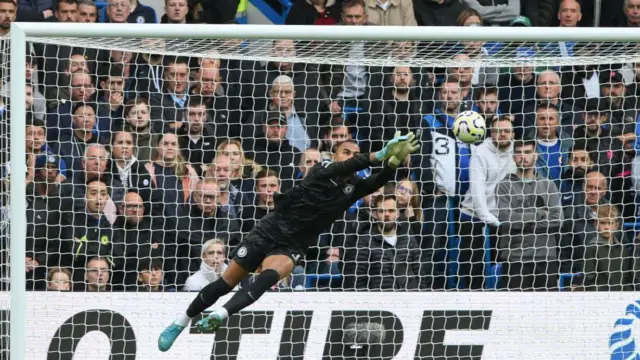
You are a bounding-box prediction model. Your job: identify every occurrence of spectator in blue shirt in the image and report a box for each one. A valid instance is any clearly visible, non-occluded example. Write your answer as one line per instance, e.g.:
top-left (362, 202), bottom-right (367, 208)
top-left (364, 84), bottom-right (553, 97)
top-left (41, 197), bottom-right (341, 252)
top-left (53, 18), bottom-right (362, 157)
top-left (534, 103), bottom-right (573, 186)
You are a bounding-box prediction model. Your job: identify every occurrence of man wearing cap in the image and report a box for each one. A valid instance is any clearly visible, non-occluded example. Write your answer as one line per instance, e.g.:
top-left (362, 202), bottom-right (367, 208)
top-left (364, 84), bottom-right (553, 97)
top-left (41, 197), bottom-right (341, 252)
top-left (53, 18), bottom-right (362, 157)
top-left (34, 154), bottom-right (64, 188)
top-left (599, 69), bottom-right (636, 132)
top-left (243, 111), bottom-right (301, 190)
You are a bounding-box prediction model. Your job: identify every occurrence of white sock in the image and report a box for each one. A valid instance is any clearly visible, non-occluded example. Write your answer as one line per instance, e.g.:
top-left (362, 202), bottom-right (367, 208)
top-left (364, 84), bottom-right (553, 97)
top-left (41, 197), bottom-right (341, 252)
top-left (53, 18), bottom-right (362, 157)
top-left (175, 313), bottom-right (191, 327)
top-left (213, 307), bottom-right (229, 320)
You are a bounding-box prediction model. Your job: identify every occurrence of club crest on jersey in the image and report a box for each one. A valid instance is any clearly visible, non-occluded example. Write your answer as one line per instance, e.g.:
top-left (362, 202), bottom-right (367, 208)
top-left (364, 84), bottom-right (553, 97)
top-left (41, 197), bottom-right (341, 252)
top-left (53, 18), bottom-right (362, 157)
top-left (343, 184), bottom-right (354, 195)
top-left (237, 246), bottom-right (247, 258)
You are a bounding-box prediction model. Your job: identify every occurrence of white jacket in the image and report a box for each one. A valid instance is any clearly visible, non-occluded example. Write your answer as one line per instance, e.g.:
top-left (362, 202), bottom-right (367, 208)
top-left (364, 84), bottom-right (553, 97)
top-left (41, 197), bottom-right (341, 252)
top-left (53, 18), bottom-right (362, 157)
top-left (182, 261), bottom-right (228, 291)
top-left (460, 138), bottom-right (515, 226)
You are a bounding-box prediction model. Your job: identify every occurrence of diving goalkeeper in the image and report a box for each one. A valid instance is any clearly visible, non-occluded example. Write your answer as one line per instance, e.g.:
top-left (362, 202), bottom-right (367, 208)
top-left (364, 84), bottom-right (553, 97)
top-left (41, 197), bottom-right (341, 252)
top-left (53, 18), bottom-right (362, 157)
top-left (158, 132), bottom-right (419, 352)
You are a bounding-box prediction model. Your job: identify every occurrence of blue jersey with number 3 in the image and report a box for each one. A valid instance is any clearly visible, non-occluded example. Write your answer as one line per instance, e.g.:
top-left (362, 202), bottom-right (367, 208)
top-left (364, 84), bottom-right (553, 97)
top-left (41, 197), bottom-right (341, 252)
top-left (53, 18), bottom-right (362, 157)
top-left (424, 109), bottom-right (472, 196)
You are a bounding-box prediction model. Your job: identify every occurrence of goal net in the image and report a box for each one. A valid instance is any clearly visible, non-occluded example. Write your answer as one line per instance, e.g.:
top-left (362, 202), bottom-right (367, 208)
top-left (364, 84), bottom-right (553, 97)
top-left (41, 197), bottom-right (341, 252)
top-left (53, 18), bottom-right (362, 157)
top-left (3, 24), bottom-right (640, 359)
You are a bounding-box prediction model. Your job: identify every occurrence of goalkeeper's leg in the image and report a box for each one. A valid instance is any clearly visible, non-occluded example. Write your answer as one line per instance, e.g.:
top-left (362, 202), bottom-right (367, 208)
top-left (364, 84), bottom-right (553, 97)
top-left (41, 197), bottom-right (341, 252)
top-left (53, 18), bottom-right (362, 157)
top-left (157, 261), bottom-right (249, 352)
top-left (196, 254), bottom-right (295, 332)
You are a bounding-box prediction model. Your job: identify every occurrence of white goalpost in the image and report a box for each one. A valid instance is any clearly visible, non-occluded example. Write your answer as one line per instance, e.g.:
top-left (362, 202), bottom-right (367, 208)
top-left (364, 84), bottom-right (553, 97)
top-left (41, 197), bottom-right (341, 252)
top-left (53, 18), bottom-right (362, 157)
top-left (6, 22), bottom-right (640, 359)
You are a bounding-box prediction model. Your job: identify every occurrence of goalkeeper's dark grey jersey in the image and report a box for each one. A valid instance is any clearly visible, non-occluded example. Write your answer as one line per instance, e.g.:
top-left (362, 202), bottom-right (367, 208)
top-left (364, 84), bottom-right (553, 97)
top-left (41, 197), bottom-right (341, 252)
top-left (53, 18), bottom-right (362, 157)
top-left (253, 154), bottom-right (395, 251)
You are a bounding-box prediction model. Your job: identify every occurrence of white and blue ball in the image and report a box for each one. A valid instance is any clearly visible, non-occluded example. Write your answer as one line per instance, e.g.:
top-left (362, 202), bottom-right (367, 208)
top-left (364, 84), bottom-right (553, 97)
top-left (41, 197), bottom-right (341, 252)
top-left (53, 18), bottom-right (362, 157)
top-left (453, 111), bottom-right (486, 144)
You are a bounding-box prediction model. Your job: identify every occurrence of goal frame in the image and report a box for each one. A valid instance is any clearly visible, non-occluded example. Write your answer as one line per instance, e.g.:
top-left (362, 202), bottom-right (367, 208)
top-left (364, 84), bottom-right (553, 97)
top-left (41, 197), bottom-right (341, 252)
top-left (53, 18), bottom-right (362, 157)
top-left (8, 22), bottom-right (640, 359)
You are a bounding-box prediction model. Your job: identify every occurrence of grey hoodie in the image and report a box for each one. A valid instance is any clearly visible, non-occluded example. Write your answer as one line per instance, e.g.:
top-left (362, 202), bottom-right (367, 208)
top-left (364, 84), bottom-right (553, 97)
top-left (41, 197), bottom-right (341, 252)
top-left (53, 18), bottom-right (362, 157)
top-left (496, 173), bottom-right (563, 261)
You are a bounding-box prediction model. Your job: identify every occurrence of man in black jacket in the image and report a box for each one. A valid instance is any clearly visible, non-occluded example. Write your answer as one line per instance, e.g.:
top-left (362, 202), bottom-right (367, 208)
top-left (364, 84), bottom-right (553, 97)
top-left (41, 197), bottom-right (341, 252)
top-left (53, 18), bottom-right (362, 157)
top-left (243, 112), bottom-right (302, 188)
top-left (159, 134), bottom-right (419, 350)
top-left (55, 180), bottom-right (125, 284)
top-left (177, 96), bottom-right (217, 176)
top-left (112, 191), bottom-right (164, 288)
top-left (352, 194), bottom-right (427, 290)
top-left (369, 66), bottom-right (423, 148)
top-left (177, 178), bottom-right (241, 282)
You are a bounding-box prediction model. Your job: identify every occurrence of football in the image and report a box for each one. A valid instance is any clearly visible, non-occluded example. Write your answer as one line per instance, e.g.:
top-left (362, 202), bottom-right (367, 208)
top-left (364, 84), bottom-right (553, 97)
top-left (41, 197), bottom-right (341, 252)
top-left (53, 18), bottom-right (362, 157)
top-left (453, 111), bottom-right (486, 144)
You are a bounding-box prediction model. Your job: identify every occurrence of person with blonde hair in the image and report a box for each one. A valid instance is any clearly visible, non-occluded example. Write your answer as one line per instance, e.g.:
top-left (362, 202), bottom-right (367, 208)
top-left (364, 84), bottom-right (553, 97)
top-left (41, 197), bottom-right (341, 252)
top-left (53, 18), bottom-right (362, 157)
top-left (183, 239), bottom-right (229, 291)
top-left (214, 139), bottom-right (262, 181)
top-left (395, 178), bottom-right (422, 234)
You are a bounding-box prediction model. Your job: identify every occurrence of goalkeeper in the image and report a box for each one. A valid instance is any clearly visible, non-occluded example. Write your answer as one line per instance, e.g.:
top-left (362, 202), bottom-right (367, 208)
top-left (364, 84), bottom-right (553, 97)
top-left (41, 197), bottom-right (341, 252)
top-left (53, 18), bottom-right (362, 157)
top-left (158, 132), bottom-right (419, 352)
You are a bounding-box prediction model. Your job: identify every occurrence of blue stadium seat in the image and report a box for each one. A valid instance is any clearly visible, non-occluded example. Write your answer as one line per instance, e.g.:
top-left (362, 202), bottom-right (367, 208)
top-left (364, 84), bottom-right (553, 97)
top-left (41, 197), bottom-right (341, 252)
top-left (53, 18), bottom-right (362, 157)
top-left (304, 274), bottom-right (342, 289)
top-left (279, 0), bottom-right (293, 23)
top-left (446, 198), bottom-right (462, 289)
top-left (343, 106), bottom-right (364, 141)
top-left (483, 226), bottom-right (500, 290)
top-left (486, 263), bottom-right (502, 290)
top-left (558, 273), bottom-right (580, 291)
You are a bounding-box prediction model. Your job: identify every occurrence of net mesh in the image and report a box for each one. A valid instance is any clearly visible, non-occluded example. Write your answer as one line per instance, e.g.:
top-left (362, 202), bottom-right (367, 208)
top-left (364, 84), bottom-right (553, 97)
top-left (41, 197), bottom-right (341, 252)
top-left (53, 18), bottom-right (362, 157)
top-left (2, 33), bottom-right (640, 358)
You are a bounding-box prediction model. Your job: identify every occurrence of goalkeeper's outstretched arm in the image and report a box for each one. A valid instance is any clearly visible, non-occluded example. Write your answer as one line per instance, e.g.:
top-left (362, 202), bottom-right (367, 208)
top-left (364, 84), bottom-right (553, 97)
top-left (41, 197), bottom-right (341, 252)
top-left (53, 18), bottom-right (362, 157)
top-left (312, 152), bottom-right (381, 179)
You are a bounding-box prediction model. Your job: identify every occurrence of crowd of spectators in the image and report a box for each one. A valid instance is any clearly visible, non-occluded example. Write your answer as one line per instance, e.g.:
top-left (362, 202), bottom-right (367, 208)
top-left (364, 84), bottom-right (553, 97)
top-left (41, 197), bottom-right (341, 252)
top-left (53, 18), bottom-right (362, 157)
top-left (0, 0), bottom-right (639, 293)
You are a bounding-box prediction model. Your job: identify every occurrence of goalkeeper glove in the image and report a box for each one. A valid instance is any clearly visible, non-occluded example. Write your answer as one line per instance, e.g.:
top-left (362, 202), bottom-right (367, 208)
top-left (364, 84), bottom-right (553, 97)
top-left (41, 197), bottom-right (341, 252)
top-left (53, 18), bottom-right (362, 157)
top-left (374, 131), bottom-right (409, 162)
top-left (389, 131), bottom-right (420, 168)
